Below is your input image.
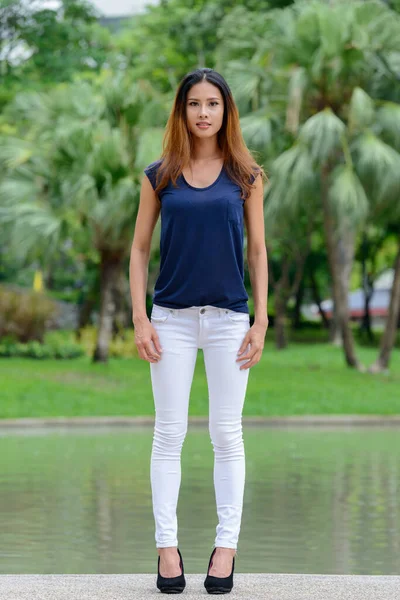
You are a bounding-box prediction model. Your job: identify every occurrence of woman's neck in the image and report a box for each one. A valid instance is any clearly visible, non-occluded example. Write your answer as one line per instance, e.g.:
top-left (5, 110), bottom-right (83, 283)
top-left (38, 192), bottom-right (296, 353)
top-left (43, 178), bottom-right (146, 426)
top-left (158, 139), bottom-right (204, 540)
top-left (191, 138), bottom-right (222, 163)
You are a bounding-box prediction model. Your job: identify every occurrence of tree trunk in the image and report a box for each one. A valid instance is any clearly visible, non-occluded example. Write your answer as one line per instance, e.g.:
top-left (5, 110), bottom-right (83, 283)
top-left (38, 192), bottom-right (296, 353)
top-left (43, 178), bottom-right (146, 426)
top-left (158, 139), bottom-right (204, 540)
top-left (330, 302), bottom-right (342, 345)
top-left (112, 270), bottom-right (130, 338)
top-left (93, 253), bottom-right (123, 363)
top-left (274, 287), bottom-right (288, 350)
top-left (309, 268), bottom-right (330, 329)
top-left (273, 256), bottom-right (292, 350)
top-left (321, 166), bottom-right (363, 370)
top-left (330, 225), bottom-right (356, 345)
top-left (359, 232), bottom-right (374, 342)
top-left (75, 270), bottom-right (99, 340)
top-left (272, 247), bottom-right (309, 349)
top-left (369, 240), bottom-right (400, 373)
top-left (360, 278), bottom-right (374, 343)
top-left (76, 295), bottom-right (97, 340)
top-left (291, 278), bottom-right (304, 329)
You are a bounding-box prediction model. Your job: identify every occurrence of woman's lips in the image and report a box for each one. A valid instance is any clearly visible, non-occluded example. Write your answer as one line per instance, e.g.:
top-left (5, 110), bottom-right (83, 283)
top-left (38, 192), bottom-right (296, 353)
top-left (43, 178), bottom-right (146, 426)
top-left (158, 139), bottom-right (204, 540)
top-left (196, 123), bottom-right (211, 128)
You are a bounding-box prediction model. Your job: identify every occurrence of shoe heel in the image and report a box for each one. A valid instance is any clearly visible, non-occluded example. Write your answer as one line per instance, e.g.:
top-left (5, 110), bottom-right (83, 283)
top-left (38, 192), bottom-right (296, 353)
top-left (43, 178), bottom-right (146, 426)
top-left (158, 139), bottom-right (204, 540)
top-left (204, 547), bottom-right (235, 594)
top-left (156, 547), bottom-right (186, 594)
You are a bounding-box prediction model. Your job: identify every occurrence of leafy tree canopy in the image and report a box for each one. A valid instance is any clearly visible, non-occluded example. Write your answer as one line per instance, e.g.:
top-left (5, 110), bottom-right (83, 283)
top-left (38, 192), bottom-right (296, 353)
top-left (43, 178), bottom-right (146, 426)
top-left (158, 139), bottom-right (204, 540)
top-left (0, 0), bottom-right (111, 91)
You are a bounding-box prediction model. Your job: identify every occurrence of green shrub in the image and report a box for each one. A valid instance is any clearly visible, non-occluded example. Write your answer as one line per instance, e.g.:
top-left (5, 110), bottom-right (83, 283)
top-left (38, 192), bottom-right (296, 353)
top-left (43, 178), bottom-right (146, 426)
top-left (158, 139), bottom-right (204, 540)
top-left (355, 327), bottom-right (400, 349)
top-left (44, 327), bottom-right (140, 358)
top-left (74, 325), bottom-right (139, 358)
top-left (0, 285), bottom-right (59, 343)
top-left (0, 335), bottom-right (84, 359)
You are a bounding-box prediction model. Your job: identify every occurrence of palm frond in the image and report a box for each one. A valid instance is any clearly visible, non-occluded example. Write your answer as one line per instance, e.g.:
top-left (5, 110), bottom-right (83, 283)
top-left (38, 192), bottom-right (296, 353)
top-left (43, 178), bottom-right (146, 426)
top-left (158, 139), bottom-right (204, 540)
top-left (223, 60), bottom-right (262, 106)
top-left (285, 66), bottom-right (308, 134)
top-left (328, 165), bottom-right (369, 225)
top-left (355, 0), bottom-right (400, 51)
top-left (0, 201), bottom-right (61, 262)
top-left (348, 87), bottom-right (375, 134)
top-left (299, 108), bottom-right (345, 164)
top-left (87, 123), bottom-right (130, 179)
top-left (90, 176), bottom-right (137, 250)
top-left (60, 174), bottom-right (98, 217)
top-left (265, 143), bottom-right (318, 220)
top-left (0, 178), bottom-right (38, 207)
top-left (376, 102), bottom-right (400, 152)
top-left (0, 137), bottom-right (34, 170)
top-left (55, 82), bottom-right (105, 122)
top-left (240, 110), bottom-right (272, 150)
top-left (353, 132), bottom-right (400, 190)
top-left (135, 128), bottom-right (165, 171)
top-left (316, 1), bottom-right (352, 59)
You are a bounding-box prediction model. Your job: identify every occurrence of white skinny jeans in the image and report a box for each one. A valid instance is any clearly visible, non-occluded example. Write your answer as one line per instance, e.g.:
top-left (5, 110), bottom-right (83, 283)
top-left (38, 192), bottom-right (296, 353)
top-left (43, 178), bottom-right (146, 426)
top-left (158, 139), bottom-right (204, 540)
top-left (149, 303), bottom-right (251, 550)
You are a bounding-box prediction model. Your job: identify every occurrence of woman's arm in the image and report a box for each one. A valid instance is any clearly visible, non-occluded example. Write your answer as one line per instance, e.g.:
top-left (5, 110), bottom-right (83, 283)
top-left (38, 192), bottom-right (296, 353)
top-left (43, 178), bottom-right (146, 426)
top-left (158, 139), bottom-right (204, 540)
top-left (129, 174), bottom-right (160, 320)
top-left (244, 174), bottom-right (269, 327)
top-left (129, 174), bottom-right (162, 363)
top-left (237, 174), bottom-right (268, 371)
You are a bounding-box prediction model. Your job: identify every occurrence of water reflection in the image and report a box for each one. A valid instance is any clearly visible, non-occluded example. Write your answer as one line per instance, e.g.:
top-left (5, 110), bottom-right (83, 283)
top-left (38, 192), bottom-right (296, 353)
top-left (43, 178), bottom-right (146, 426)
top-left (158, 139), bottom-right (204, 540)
top-left (0, 426), bottom-right (399, 575)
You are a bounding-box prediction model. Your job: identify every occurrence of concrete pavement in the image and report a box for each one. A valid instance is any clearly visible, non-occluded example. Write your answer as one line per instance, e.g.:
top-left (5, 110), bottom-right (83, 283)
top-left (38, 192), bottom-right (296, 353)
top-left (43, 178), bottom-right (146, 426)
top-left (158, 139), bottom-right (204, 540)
top-left (1, 573), bottom-right (400, 599)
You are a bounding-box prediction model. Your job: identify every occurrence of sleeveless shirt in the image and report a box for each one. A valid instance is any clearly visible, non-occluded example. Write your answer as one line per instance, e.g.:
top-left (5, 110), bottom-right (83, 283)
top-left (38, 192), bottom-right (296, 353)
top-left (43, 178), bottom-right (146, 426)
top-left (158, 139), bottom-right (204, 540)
top-left (144, 159), bottom-right (258, 314)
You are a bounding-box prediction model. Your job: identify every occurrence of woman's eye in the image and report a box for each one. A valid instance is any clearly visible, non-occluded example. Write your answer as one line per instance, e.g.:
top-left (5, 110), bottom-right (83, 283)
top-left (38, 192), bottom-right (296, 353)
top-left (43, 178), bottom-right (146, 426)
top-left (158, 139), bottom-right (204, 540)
top-left (188, 101), bottom-right (219, 106)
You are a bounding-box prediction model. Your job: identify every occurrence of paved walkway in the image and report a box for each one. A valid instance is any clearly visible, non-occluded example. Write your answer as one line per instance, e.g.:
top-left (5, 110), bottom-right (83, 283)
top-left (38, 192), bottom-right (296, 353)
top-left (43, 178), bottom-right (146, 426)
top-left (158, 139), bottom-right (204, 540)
top-left (1, 415), bottom-right (400, 428)
top-left (1, 574), bottom-right (399, 599)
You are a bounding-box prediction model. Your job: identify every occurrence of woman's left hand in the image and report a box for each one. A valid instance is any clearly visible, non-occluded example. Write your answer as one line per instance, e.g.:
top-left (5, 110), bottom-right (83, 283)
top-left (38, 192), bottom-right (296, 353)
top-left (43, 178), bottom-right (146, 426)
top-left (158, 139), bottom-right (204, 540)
top-left (236, 319), bottom-right (269, 370)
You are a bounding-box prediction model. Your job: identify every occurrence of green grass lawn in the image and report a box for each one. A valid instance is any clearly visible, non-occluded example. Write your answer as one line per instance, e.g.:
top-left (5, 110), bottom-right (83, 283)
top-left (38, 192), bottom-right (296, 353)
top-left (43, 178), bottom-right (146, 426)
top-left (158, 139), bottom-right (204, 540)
top-left (1, 340), bottom-right (399, 419)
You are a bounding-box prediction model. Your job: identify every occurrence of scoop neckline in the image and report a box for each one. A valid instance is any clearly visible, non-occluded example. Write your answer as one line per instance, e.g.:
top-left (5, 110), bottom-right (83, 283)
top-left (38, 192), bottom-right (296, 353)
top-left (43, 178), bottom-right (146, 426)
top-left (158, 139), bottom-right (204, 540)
top-left (181, 164), bottom-right (225, 191)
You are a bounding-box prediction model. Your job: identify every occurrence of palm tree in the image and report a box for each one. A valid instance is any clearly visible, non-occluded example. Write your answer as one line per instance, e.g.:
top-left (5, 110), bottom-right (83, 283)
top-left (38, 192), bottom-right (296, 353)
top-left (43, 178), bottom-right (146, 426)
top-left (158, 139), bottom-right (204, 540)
top-left (223, 0), bottom-right (400, 369)
top-left (0, 73), bottom-right (167, 362)
top-left (266, 94), bottom-right (400, 368)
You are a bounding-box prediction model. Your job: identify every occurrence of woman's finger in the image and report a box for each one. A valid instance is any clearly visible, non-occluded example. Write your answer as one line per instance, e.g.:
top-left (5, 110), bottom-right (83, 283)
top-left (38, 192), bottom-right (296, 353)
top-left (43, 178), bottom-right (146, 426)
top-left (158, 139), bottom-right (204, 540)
top-left (237, 351), bottom-right (256, 364)
top-left (237, 337), bottom-right (250, 356)
top-left (239, 350), bottom-right (262, 370)
top-left (145, 343), bottom-right (161, 362)
top-left (151, 333), bottom-right (163, 355)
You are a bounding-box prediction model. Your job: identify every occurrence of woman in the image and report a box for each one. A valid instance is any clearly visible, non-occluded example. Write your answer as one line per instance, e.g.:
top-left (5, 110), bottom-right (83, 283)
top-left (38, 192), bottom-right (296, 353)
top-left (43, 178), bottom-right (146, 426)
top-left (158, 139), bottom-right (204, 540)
top-left (129, 67), bottom-right (269, 594)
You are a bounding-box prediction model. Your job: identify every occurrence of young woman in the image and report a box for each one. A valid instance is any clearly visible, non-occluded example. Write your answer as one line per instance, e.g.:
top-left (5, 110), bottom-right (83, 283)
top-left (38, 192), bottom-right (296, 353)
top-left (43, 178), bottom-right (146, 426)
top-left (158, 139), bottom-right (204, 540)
top-left (129, 67), bottom-right (268, 594)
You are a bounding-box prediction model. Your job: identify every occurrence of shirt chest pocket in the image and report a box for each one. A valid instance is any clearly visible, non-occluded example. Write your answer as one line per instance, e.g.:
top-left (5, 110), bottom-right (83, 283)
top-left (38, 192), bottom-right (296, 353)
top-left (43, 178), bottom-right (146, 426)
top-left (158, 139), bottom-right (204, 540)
top-left (226, 197), bottom-right (244, 225)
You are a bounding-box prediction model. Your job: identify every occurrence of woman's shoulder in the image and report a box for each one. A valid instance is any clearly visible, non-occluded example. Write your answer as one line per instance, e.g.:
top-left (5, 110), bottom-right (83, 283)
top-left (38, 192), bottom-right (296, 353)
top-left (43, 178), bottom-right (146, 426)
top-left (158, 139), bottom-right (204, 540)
top-left (225, 162), bottom-right (262, 185)
top-left (249, 166), bottom-right (262, 185)
top-left (143, 158), bottom-right (164, 190)
top-left (144, 157), bottom-right (163, 171)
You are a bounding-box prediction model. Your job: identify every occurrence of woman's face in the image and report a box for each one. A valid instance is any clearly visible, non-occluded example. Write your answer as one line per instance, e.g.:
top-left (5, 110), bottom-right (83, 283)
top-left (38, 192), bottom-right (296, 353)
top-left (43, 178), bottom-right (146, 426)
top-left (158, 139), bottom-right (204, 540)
top-left (185, 81), bottom-right (224, 139)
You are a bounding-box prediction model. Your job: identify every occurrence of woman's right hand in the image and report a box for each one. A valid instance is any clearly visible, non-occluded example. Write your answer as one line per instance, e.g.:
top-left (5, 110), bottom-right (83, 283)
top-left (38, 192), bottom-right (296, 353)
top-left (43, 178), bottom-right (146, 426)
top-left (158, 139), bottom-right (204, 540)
top-left (133, 316), bottom-right (163, 363)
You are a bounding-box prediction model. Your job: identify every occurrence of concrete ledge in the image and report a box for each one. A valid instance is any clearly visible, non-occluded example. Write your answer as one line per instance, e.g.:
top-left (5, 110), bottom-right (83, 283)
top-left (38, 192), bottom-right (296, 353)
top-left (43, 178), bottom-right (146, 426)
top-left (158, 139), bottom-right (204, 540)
top-left (1, 573), bottom-right (399, 599)
top-left (0, 415), bottom-right (400, 428)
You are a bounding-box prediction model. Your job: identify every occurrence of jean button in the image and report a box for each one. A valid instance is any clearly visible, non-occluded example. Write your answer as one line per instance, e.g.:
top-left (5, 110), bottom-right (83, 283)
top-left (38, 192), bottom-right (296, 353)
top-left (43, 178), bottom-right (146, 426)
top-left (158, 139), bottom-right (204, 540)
top-left (200, 308), bottom-right (206, 314)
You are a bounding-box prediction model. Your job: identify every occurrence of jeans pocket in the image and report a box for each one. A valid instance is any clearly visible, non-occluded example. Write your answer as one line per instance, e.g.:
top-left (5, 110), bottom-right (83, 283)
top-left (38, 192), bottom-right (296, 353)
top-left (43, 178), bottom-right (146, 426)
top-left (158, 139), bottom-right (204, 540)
top-left (151, 305), bottom-right (171, 323)
top-left (225, 309), bottom-right (250, 323)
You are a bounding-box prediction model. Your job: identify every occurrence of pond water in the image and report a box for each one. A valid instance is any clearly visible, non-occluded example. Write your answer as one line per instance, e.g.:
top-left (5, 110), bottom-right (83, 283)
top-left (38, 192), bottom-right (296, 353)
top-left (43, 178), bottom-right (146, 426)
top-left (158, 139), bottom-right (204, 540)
top-left (0, 425), bottom-right (399, 575)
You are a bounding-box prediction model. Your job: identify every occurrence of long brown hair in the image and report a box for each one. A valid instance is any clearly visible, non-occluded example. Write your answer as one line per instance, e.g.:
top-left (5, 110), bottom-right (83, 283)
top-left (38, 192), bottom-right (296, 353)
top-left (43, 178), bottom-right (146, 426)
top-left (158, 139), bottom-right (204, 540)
top-left (152, 68), bottom-right (266, 200)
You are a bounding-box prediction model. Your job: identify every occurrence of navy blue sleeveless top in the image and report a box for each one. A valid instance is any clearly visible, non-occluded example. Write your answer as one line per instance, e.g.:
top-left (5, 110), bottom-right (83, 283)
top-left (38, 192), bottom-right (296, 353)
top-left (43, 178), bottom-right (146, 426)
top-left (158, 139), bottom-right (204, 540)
top-left (144, 159), bottom-right (255, 314)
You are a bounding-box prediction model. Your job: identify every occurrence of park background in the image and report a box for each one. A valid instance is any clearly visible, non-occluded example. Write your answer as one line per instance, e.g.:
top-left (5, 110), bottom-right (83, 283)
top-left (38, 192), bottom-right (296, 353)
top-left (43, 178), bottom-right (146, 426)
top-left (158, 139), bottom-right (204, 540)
top-left (1, 0), bottom-right (399, 418)
top-left (0, 0), bottom-right (400, 580)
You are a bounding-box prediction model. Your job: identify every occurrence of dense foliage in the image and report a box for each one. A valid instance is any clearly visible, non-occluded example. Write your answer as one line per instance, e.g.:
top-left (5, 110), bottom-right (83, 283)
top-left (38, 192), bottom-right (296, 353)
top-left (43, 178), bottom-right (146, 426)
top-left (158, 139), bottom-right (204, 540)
top-left (0, 0), bottom-right (399, 371)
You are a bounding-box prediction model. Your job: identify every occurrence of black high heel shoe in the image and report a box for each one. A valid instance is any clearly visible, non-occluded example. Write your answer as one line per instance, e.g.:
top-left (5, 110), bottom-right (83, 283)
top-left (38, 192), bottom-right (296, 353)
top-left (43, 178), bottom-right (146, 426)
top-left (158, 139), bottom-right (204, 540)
top-left (204, 547), bottom-right (235, 594)
top-left (156, 547), bottom-right (186, 594)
